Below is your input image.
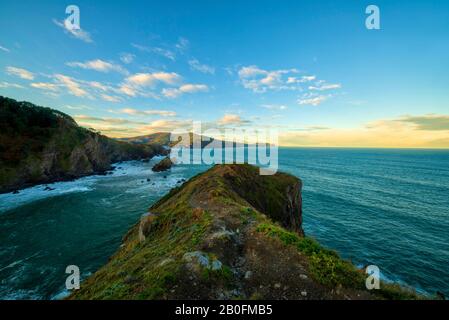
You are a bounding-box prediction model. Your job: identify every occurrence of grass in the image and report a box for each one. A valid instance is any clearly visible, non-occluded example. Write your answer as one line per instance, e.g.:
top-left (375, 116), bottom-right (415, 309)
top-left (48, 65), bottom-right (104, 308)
top-left (256, 222), bottom-right (423, 300)
top-left (70, 175), bottom-right (214, 300)
top-left (69, 164), bottom-right (424, 300)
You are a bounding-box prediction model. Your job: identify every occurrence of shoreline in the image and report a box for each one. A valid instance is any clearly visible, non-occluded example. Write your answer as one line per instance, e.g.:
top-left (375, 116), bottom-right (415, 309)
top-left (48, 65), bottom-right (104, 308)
top-left (1, 159), bottom-right (443, 299)
top-left (0, 155), bottom-right (165, 196)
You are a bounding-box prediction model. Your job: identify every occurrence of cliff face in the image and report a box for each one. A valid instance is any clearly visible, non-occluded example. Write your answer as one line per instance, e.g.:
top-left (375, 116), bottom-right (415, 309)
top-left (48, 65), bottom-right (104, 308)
top-left (0, 96), bottom-right (164, 193)
top-left (70, 164), bottom-right (417, 300)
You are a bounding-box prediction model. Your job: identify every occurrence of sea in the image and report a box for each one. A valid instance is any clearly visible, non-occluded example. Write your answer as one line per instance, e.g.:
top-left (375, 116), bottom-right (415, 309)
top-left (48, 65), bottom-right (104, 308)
top-left (0, 148), bottom-right (448, 299)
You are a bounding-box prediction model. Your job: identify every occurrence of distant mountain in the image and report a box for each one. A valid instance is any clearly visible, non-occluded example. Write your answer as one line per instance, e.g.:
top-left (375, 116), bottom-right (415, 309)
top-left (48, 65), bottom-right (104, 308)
top-left (118, 132), bottom-right (222, 148)
top-left (0, 96), bottom-right (165, 193)
top-left (119, 132), bottom-right (268, 148)
top-left (118, 132), bottom-right (172, 146)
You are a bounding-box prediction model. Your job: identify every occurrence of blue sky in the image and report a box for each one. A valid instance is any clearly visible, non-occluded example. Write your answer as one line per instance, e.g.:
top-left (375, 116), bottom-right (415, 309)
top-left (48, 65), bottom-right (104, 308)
top-left (1, 0), bottom-right (448, 147)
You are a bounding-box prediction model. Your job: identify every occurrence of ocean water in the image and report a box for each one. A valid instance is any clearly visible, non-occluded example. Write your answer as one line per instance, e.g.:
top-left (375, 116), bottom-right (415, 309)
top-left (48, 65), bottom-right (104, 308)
top-left (0, 149), bottom-right (448, 299)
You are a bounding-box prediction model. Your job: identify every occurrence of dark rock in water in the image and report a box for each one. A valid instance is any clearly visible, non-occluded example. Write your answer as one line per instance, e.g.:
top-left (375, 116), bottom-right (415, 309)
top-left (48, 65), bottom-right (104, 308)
top-left (12, 190), bottom-right (19, 194)
top-left (147, 178), bottom-right (151, 182)
top-left (152, 183), bottom-right (155, 185)
top-left (44, 186), bottom-right (55, 191)
top-left (142, 159), bottom-right (150, 163)
top-left (152, 157), bottom-right (173, 172)
top-left (163, 175), bottom-right (167, 179)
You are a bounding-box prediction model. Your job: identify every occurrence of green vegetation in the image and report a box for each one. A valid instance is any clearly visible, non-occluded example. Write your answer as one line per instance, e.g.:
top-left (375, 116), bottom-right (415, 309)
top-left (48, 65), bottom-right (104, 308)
top-left (69, 164), bottom-right (422, 300)
top-left (0, 96), bottom-right (163, 193)
top-left (70, 172), bottom-right (214, 299)
top-left (256, 222), bottom-right (422, 300)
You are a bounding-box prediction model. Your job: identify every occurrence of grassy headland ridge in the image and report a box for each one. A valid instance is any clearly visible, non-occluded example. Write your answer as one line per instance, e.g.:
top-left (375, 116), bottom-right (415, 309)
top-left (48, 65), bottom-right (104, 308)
top-left (69, 164), bottom-right (420, 300)
top-left (0, 96), bottom-right (165, 193)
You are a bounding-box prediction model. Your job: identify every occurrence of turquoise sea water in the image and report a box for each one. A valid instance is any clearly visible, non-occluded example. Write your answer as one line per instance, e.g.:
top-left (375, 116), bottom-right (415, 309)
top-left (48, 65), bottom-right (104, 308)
top-left (0, 149), bottom-right (448, 299)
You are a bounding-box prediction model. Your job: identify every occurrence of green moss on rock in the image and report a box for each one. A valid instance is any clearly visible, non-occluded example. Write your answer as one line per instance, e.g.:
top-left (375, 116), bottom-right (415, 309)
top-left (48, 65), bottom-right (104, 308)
top-left (69, 164), bottom-right (423, 300)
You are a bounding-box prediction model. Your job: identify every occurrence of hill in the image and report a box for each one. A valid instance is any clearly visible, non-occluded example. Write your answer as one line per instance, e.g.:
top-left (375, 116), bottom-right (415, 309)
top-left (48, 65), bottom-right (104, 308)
top-left (0, 96), bottom-right (164, 193)
top-left (69, 164), bottom-right (419, 300)
top-left (119, 132), bottom-right (223, 148)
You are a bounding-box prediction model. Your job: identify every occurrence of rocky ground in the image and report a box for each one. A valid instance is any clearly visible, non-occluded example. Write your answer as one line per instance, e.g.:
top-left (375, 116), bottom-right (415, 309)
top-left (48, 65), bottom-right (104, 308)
top-left (69, 164), bottom-right (420, 300)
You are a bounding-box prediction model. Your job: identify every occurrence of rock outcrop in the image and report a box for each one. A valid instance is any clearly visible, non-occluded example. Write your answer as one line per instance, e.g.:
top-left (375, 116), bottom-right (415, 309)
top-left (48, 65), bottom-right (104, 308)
top-left (0, 96), bottom-right (164, 193)
top-left (69, 164), bottom-right (419, 300)
top-left (151, 156), bottom-right (173, 172)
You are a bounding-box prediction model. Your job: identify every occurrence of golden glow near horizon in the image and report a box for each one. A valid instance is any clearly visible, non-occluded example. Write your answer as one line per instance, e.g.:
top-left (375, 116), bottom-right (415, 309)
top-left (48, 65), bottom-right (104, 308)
top-left (76, 113), bottom-right (449, 149)
top-left (2, 2), bottom-right (448, 151)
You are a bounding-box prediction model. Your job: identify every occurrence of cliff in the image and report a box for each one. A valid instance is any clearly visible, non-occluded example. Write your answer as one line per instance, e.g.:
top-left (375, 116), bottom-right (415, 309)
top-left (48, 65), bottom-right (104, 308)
top-left (69, 164), bottom-right (418, 300)
top-left (0, 96), bottom-right (164, 193)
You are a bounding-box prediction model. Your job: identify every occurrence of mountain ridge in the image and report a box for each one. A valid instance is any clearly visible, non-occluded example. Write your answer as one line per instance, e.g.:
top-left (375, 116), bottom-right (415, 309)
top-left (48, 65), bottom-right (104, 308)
top-left (69, 164), bottom-right (420, 300)
top-left (0, 96), bottom-right (165, 193)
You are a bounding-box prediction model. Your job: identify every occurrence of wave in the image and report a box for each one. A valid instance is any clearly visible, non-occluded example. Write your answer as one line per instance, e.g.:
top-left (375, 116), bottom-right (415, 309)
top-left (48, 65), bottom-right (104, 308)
top-left (0, 158), bottom-right (166, 213)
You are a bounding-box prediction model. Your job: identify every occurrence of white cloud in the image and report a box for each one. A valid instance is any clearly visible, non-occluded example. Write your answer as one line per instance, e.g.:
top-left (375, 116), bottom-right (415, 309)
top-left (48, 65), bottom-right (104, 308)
top-left (118, 71), bottom-right (182, 98)
top-left (152, 47), bottom-right (176, 61)
top-left (287, 75), bottom-right (316, 84)
top-left (120, 53), bottom-right (135, 64)
top-left (140, 119), bottom-right (192, 132)
top-left (100, 94), bottom-right (122, 103)
top-left (125, 72), bottom-right (181, 87)
top-left (74, 115), bottom-right (147, 125)
top-left (63, 105), bottom-right (92, 110)
top-left (0, 81), bottom-right (24, 88)
top-left (67, 59), bottom-right (128, 75)
top-left (113, 108), bottom-right (177, 117)
top-left (53, 19), bottom-right (93, 43)
top-left (31, 82), bottom-right (59, 92)
top-left (309, 82), bottom-right (341, 91)
top-left (0, 45), bottom-right (10, 53)
top-left (161, 88), bottom-right (181, 98)
top-left (5, 66), bottom-right (35, 80)
top-left (298, 95), bottom-right (328, 106)
top-left (238, 65), bottom-right (342, 98)
top-left (188, 59), bottom-right (215, 74)
top-left (217, 114), bottom-right (250, 126)
top-left (53, 74), bottom-right (90, 98)
top-left (162, 84), bottom-right (209, 98)
top-left (238, 66), bottom-right (268, 78)
top-left (131, 43), bottom-right (175, 61)
top-left (175, 37), bottom-right (189, 52)
top-left (179, 84), bottom-right (209, 93)
top-left (118, 83), bottom-right (138, 97)
top-left (224, 67), bottom-right (234, 75)
top-left (238, 65), bottom-right (301, 93)
top-left (88, 81), bottom-right (110, 92)
top-left (261, 104), bottom-right (288, 110)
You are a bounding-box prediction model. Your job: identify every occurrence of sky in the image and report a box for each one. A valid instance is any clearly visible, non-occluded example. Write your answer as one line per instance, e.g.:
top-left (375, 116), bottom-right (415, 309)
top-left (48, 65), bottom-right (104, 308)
top-left (0, 0), bottom-right (448, 147)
